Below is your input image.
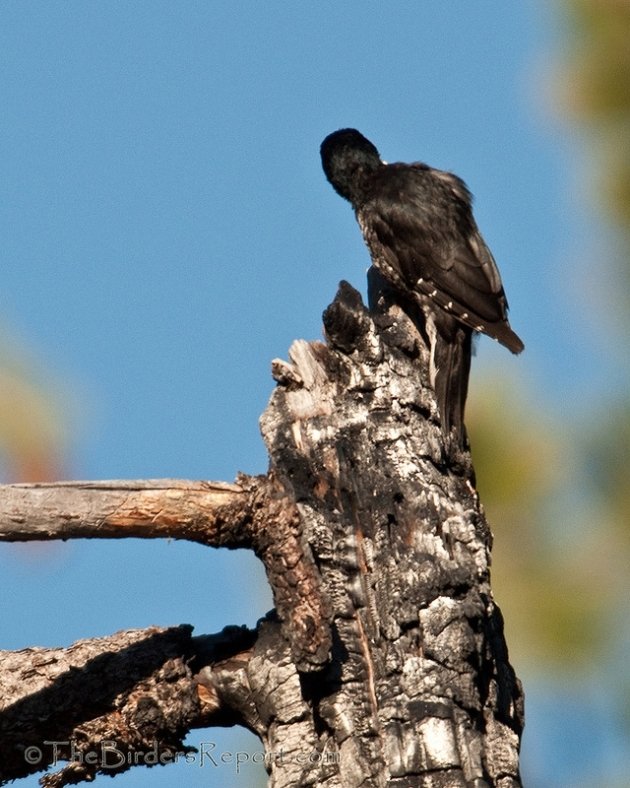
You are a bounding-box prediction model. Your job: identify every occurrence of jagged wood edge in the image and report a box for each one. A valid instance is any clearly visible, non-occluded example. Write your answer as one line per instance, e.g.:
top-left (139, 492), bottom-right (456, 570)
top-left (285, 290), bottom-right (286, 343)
top-left (0, 620), bottom-right (305, 786)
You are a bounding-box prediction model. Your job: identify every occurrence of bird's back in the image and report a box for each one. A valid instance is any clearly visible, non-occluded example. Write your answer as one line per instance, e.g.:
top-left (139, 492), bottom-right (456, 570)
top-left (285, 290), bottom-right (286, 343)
top-left (358, 162), bottom-right (523, 353)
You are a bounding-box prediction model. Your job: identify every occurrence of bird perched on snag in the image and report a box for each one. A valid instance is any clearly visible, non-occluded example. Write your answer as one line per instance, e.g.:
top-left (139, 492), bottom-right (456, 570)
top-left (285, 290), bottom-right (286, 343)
top-left (320, 128), bottom-right (523, 452)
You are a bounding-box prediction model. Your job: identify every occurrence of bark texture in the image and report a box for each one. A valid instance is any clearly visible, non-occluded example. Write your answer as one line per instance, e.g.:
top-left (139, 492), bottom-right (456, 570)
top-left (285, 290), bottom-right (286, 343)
top-left (0, 278), bottom-right (523, 787)
top-left (257, 280), bottom-right (523, 786)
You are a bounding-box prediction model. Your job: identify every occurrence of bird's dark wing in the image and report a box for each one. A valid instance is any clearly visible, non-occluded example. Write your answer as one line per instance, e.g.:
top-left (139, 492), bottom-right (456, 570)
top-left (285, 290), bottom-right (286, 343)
top-left (358, 165), bottom-right (523, 353)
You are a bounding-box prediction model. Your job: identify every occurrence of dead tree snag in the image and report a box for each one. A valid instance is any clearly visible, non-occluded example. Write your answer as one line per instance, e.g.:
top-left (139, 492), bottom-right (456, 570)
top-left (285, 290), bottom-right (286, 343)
top-left (0, 276), bottom-right (523, 787)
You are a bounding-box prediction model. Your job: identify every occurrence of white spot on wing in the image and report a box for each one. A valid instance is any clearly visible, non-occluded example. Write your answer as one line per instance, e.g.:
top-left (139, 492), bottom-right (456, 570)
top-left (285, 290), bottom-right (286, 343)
top-left (425, 313), bottom-right (438, 387)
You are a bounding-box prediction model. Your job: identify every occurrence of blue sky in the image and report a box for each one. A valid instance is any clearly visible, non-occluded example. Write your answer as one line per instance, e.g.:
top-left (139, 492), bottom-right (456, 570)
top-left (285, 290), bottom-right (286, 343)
top-left (0, 3), bottom-right (622, 786)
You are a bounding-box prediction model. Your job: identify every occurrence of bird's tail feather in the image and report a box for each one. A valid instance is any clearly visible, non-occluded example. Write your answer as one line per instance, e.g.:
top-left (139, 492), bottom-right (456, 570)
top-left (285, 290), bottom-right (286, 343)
top-left (433, 325), bottom-right (472, 452)
top-left (485, 320), bottom-right (524, 355)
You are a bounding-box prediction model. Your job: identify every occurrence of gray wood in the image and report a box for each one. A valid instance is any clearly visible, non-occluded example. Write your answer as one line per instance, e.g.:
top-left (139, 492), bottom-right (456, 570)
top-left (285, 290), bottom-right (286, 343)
top-left (0, 277), bottom-right (523, 786)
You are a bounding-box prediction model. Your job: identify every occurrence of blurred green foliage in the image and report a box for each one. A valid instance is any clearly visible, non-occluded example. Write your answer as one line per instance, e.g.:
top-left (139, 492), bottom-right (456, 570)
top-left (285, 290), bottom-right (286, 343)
top-left (469, 0), bottom-right (630, 682)
top-left (560, 0), bottom-right (630, 229)
top-left (468, 383), bottom-right (616, 671)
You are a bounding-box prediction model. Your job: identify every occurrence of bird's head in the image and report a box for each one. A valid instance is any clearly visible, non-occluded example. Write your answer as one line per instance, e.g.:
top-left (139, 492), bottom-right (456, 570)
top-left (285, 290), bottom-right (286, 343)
top-left (320, 128), bottom-right (382, 206)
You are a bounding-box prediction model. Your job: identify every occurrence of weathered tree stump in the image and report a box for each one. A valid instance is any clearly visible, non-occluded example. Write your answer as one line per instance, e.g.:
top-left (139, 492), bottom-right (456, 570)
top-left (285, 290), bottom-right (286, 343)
top-left (0, 277), bottom-right (523, 787)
